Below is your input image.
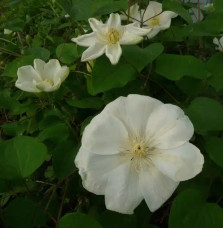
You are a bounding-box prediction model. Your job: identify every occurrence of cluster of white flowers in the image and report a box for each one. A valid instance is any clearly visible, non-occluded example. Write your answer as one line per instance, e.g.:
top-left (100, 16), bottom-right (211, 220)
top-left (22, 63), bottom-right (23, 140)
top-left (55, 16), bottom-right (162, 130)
top-left (13, 2), bottom-right (208, 214)
top-left (72, 1), bottom-right (177, 65)
top-left (213, 36), bottom-right (223, 52)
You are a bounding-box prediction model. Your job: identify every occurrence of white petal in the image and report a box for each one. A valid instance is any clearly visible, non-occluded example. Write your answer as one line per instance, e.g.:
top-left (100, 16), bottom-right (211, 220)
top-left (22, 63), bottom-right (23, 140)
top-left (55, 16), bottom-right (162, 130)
top-left (146, 104), bottom-right (194, 149)
top-left (36, 81), bottom-right (59, 92)
top-left (82, 113), bottom-right (129, 155)
top-left (158, 11), bottom-right (177, 30)
top-left (88, 18), bottom-right (104, 32)
top-left (148, 1), bottom-right (162, 15)
top-left (43, 59), bottom-right (61, 80)
top-left (143, 1), bottom-right (162, 22)
top-left (125, 23), bottom-right (152, 36)
top-left (106, 13), bottom-right (121, 28)
top-left (125, 94), bottom-right (163, 138)
top-left (34, 59), bottom-right (45, 75)
top-left (139, 165), bottom-right (179, 212)
top-left (81, 43), bottom-right (105, 62)
top-left (71, 32), bottom-right (96, 47)
top-left (146, 28), bottom-right (160, 39)
top-left (105, 161), bottom-right (143, 214)
top-left (53, 65), bottom-right (69, 85)
top-left (105, 43), bottom-right (122, 65)
top-left (17, 65), bottom-right (41, 83)
top-left (15, 81), bottom-right (40, 93)
top-left (120, 31), bottom-right (143, 45)
top-left (152, 143), bottom-right (204, 182)
top-left (77, 150), bottom-right (126, 195)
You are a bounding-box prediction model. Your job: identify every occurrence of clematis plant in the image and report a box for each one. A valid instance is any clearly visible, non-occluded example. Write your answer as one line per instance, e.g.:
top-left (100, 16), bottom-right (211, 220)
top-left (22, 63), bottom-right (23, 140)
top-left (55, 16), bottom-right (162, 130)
top-left (15, 59), bottom-right (69, 93)
top-left (72, 13), bottom-right (151, 65)
top-left (123, 2), bottom-right (177, 39)
top-left (213, 36), bottom-right (223, 52)
top-left (75, 94), bottom-right (204, 214)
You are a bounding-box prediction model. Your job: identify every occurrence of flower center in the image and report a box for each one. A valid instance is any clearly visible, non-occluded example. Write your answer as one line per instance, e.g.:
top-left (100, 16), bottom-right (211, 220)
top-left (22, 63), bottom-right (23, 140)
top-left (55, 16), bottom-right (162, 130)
top-left (42, 78), bottom-right (54, 85)
top-left (132, 143), bottom-right (147, 158)
top-left (150, 17), bottom-right (160, 26)
top-left (107, 28), bottom-right (120, 44)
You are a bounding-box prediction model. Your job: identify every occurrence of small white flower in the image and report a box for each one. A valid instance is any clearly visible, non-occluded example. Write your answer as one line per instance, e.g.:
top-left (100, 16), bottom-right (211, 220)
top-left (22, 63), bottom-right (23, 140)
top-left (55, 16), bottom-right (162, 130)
top-left (64, 14), bottom-right (70, 18)
top-left (4, 28), bottom-right (13, 35)
top-left (71, 13), bottom-right (151, 65)
top-left (213, 36), bottom-right (223, 52)
top-left (124, 2), bottom-right (177, 39)
top-left (15, 59), bottom-right (69, 93)
top-left (75, 94), bottom-right (204, 214)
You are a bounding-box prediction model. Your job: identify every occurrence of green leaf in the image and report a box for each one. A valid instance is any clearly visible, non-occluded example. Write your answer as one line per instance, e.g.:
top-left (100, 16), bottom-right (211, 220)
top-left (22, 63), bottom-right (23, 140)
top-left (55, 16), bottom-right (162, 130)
top-left (25, 47), bottom-right (50, 61)
top-left (99, 211), bottom-right (137, 228)
top-left (5, 18), bottom-right (25, 32)
top-left (155, 54), bottom-right (210, 81)
top-left (213, 0), bottom-right (223, 12)
top-left (56, 43), bottom-right (79, 64)
top-left (53, 141), bottom-right (78, 179)
top-left (67, 97), bottom-right (104, 109)
top-left (3, 55), bottom-right (35, 77)
top-left (2, 197), bottom-right (46, 228)
top-left (38, 123), bottom-right (69, 143)
top-left (59, 212), bottom-right (102, 228)
top-left (163, 0), bottom-right (193, 24)
top-left (205, 137), bottom-right (223, 168)
top-left (0, 136), bottom-right (47, 180)
top-left (122, 43), bottom-right (164, 72)
top-left (169, 189), bottom-right (223, 228)
top-left (207, 52), bottom-right (223, 92)
top-left (62, 0), bottom-right (127, 21)
top-left (87, 56), bottom-right (137, 95)
top-left (186, 97), bottom-right (223, 133)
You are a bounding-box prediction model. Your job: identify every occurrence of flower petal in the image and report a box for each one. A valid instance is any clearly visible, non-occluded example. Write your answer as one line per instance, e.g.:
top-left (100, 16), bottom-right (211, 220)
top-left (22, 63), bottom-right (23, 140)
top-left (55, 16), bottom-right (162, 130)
top-left (89, 18), bottom-right (104, 32)
top-left (53, 65), bottom-right (69, 85)
top-left (158, 11), bottom-right (177, 30)
top-left (76, 150), bottom-right (126, 195)
top-left (15, 81), bottom-right (40, 93)
top-left (148, 1), bottom-right (162, 15)
top-left (17, 65), bottom-right (41, 83)
top-left (106, 13), bottom-right (121, 27)
top-left (146, 28), bottom-right (160, 39)
top-left (43, 59), bottom-right (61, 80)
top-left (82, 113), bottom-right (129, 155)
top-left (81, 43), bottom-right (105, 62)
top-left (34, 59), bottom-right (45, 75)
top-left (139, 165), bottom-right (179, 212)
top-left (105, 161), bottom-right (143, 214)
top-left (105, 43), bottom-right (122, 65)
top-left (125, 23), bottom-right (152, 36)
top-left (146, 104), bottom-right (194, 149)
top-left (71, 32), bottom-right (96, 47)
top-left (152, 143), bottom-right (204, 182)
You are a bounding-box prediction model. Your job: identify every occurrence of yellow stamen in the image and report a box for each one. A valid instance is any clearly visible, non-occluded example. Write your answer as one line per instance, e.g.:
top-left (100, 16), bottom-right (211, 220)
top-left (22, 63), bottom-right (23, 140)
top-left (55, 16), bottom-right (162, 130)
top-left (150, 17), bottom-right (160, 26)
top-left (107, 28), bottom-right (120, 44)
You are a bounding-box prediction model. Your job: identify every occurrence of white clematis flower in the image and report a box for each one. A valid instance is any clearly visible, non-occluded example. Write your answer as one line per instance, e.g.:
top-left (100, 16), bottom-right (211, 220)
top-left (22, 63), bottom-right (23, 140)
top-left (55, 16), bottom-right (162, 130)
top-left (75, 94), bottom-right (204, 214)
top-left (15, 59), bottom-right (69, 93)
top-left (71, 13), bottom-right (151, 65)
top-left (123, 2), bottom-right (178, 39)
top-left (213, 36), bottom-right (223, 52)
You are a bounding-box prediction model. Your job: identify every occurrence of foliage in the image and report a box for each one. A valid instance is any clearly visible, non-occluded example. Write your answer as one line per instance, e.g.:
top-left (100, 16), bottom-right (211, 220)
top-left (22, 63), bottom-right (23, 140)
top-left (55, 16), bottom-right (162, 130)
top-left (0, 0), bottom-right (223, 227)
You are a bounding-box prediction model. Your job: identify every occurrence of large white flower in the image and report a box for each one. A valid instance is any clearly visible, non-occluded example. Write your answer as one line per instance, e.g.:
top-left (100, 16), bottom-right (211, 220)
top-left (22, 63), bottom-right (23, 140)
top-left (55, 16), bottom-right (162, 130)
top-left (75, 94), bottom-right (204, 214)
top-left (71, 13), bottom-right (151, 65)
top-left (124, 2), bottom-right (177, 39)
top-left (15, 59), bottom-right (69, 93)
top-left (213, 36), bottom-right (223, 52)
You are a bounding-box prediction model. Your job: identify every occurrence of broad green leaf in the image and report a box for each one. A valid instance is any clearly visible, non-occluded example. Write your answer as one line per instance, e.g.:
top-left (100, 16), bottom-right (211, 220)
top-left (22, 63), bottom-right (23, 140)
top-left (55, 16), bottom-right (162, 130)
top-left (67, 97), bottom-right (104, 109)
top-left (207, 52), bottom-right (223, 92)
top-left (155, 54), bottom-right (210, 80)
top-left (5, 18), bottom-right (25, 32)
top-left (38, 123), bottom-right (69, 143)
top-left (205, 137), bottom-right (223, 168)
top-left (1, 121), bottom-right (27, 136)
top-left (53, 141), bottom-right (78, 179)
top-left (213, 0), bottom-right (223, 12)
top-left (62, 0), bottom-right (127, 21)
top-left (87, 56), bottom-right (137, 95)
top-left (2, 197), bottom-right (46, 228)
top-left (0, 136), bottom-right (47, 180)
top-left (163, 0), bottom-right (193, 24)
top-left (25, 47), bottom-right (50, 61)
top-left (122, 43), bottom-right (164, 72)
top-left (59, 212), bottom-right (102, 228)
top-left (186, 97), bottom-right (223, 133)
top-left (99, 211), bottom-right (137, 228)
top-left (56, 43), bottom-right (79, 64)
top-left (3, 55), bottom-right (35, 77)
top-left (169, 189), bottom-right (223, 228)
